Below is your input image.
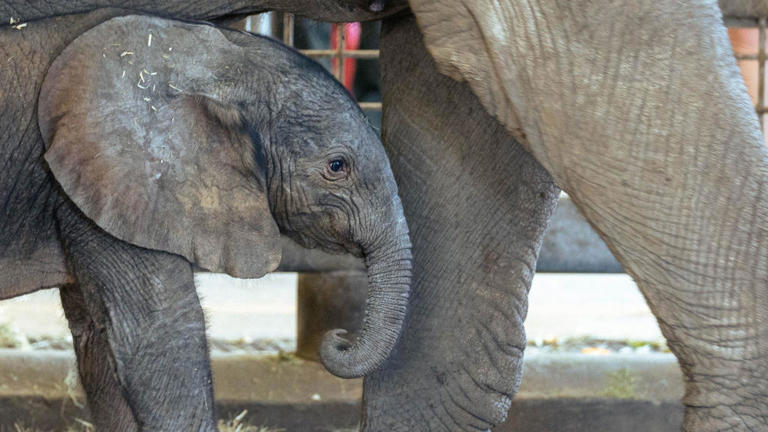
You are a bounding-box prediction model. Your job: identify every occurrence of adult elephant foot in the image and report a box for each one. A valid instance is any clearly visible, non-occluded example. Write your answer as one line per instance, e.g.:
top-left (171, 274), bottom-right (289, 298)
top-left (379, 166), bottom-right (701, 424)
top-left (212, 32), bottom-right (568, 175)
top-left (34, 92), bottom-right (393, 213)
top-left (362, 16), bottom-right (559, 430)
top-left (408, 0), bottom-right (768, 429)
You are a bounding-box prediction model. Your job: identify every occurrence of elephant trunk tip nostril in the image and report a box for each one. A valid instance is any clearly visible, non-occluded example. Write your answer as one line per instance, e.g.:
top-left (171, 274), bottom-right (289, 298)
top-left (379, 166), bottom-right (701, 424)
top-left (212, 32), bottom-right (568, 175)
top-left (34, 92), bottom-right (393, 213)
top-left (327, 328), bottom-right (352, 351)
top-left (320, 328), bottom-right (367, 378)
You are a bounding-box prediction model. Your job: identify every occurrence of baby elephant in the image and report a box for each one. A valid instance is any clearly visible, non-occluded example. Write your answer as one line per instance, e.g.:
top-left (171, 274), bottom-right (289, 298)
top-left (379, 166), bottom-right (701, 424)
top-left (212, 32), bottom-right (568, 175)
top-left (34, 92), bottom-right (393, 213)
top-left (1, 13), bottom-right (411, 431)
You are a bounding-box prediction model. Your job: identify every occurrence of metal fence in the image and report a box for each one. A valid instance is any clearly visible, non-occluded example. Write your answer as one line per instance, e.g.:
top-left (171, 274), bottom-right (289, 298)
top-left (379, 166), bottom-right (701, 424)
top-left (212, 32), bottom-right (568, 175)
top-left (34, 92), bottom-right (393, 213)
top-left (727, 17), bottom-right (767, 131)
top-left (283, 14), bottom-right (382, 111)
top-left (241, 13), bottom-right (382, 113)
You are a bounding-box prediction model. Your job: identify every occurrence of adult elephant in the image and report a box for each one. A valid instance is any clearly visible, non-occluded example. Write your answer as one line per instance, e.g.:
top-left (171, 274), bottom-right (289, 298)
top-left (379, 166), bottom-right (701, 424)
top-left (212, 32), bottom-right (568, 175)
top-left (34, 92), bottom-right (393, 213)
top-left (4, 0), bottom-right (767, 431)
top-left (368, 1), bottom-right (768, 431)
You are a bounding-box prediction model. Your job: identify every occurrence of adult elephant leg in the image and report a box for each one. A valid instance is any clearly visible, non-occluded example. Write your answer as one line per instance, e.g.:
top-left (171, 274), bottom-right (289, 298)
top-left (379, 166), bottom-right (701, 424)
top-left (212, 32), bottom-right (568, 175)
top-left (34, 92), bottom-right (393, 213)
top-left (55, 203), bottom-right (216, 431)
top-left (362, 16), bottom-right (560, 431)
top-left (59, 283), bottom-right (138, 431)
top-left (410, 0), bottom-right (768, 429)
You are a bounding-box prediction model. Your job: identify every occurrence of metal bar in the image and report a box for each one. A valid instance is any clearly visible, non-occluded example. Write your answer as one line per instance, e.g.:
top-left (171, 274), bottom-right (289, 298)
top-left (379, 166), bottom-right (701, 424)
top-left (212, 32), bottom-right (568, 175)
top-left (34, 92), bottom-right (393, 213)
top-left (336, 23), bottom-right (345, 83)
top-left (358, 102), bottom-right (382, 110)
top-left (301, 49), bottom-right (380, 59)
top-left (735, 53), bottom-right (760, 61)
top-left (760, 18), bottom-right (766, 130)
top-left (283, 13), bottom-right (294, 47)
top-left (724, 17), bottom-right (760, 28)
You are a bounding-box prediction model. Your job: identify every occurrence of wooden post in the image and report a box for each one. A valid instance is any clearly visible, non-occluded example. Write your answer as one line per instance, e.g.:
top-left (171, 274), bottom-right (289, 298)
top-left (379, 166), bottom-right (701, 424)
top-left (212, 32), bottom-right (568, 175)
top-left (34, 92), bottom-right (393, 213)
top-left (295, 270), bottom-right (367, 361)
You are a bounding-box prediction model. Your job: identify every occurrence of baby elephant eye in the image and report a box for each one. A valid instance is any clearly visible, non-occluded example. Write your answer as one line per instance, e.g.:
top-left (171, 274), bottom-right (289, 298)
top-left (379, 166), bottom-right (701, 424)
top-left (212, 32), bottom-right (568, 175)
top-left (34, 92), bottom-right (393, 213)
top-left (329, 159), bottom-right (345, 173)
top-left (324, 157), bottom-right (349, 181)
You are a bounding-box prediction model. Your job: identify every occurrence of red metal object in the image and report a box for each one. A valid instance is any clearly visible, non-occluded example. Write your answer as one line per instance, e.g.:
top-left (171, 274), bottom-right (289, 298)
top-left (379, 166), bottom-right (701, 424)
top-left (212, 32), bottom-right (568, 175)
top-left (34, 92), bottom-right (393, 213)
top-left (330, 23), bottom-right (362, 95)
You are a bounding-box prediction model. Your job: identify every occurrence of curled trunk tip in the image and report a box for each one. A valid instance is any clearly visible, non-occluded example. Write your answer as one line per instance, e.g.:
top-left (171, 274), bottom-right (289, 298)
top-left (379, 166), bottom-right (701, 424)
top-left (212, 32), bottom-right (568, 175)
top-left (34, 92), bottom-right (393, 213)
top-left (320, 329), bottom-right (382, 378)
top-left (319, 229), bottom-right (411, 378)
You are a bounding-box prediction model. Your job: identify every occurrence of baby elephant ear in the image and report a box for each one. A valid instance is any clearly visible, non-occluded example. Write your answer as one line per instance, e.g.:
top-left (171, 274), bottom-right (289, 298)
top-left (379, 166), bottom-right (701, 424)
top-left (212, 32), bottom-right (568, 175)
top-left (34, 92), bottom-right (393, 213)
top-left (38, 16), bottom-right (280, 278)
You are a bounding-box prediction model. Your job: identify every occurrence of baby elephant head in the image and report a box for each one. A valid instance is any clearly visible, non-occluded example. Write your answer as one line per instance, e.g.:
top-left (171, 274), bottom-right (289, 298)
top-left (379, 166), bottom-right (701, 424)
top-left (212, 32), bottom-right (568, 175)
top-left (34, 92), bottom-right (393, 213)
top-left (38, 15), bottom-right (411, 378)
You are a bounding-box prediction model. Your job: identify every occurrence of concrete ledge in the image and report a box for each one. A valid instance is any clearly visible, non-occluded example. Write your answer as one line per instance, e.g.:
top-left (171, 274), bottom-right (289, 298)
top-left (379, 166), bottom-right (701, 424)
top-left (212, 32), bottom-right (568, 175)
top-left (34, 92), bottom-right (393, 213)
top-left (504, 399), bottom-right (683, 432)
top-left (0, 350), bottom-right (684, 431)
top-left (520, 352), bottom-right (683, 401)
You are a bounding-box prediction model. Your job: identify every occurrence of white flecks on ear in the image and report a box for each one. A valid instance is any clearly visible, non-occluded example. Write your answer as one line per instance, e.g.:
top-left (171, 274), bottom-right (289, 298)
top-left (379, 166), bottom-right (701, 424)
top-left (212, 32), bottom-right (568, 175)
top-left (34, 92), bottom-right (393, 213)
top-left (39, 15), bottom-right (281, 278)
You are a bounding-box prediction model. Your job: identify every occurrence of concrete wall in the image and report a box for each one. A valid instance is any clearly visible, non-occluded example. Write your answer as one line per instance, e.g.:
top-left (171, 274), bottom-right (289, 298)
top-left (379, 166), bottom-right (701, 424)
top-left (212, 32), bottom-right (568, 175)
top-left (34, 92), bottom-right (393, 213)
top-left (536, 196), bottom-right (623, 273)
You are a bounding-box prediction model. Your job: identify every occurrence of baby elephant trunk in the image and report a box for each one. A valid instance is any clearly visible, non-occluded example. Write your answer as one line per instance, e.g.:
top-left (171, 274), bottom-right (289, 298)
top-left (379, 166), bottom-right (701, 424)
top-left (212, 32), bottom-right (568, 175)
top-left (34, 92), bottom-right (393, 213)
top-left (320, 198), bottom-right (412, 378)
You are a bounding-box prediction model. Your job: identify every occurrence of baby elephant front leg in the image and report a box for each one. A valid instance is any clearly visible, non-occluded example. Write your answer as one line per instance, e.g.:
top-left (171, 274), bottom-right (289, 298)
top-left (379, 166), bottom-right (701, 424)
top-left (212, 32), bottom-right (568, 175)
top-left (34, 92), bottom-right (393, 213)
top-left (56, 205), bottom-right (216, 432)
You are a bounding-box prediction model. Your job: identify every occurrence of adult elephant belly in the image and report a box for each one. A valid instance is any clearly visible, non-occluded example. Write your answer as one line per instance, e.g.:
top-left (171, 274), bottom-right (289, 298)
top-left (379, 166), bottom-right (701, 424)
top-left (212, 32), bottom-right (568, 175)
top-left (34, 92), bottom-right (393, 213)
top-left (0, 10), bottom-right (132, 299)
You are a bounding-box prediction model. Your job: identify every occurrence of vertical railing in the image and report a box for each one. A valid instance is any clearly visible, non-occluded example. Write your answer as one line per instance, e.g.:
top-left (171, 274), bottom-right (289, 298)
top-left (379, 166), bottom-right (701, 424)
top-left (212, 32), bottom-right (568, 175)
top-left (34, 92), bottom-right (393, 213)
top-left (758, 17), bottom-right (765, 126)
top-left (728, 17), bottom-right (768, 131)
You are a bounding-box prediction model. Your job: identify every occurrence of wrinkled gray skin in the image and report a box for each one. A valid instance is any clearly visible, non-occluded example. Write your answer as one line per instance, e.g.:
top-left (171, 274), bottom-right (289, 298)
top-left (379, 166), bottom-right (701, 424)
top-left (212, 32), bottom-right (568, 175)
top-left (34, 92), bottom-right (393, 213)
top-left (2, 0), bottom-right (767, 431)
top-left (1, 10), bottom-right (411, 431)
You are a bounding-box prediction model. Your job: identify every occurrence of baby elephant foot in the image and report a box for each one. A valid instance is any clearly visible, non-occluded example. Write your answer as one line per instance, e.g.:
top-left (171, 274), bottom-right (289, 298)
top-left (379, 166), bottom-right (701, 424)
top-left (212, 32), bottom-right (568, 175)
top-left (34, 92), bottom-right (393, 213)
top-left (57, 205), bottom-right (218, 431)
